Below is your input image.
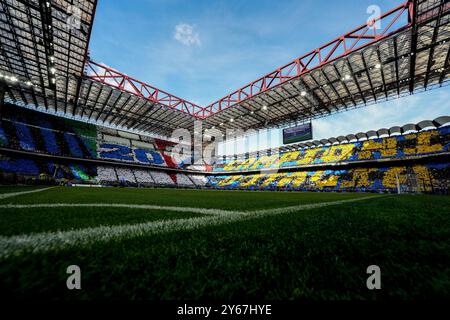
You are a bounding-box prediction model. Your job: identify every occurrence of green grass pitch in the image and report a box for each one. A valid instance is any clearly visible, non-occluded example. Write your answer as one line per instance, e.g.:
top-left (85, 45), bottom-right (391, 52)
top-left (0, 186), bottom-right (449, 300)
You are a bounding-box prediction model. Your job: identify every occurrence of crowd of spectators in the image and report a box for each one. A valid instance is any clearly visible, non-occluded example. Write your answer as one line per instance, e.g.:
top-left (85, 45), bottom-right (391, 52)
top-left (208, 162), bottom-right (450, 194)
top-left (214, 126), bottom-right (450, 172)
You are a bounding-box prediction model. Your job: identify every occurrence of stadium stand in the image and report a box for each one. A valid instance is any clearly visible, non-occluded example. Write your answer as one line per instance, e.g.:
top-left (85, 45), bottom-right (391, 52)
top-left (207, 163), bottom-right (450, 193)
top-left (175, 174), bottom-right (194, 186)
top-left (150, 171), bottom-right (175, 186)
top-left (97, 166), bottom-right (118, 184)
top-left (0, 154), bottom-right (97, 184)
top-left (189, 175), bottom-right (208, 187)
top-left (116, 167), bottom-right (137, 185)
top-left (0, 104), bottom-right (187, 169)
top-left (0, 103), bottom-right (449, 193)
top-left (213, 123), bottom-right (450, 172)
top-left (133, 169), bottom-right (155, 185)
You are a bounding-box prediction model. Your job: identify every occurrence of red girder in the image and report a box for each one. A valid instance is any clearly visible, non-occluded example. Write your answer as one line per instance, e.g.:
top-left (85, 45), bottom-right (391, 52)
top-left (85, 1), bottom-right (413, 121)
top-left (86, 60), bottom-right (203, 117)
top-left (199, 0), bottom-right (413, 119)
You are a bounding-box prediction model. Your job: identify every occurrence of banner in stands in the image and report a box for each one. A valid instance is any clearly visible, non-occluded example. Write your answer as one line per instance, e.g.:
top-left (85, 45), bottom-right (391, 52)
top-left (98, 143), bottom-right (166, 166)
top-left (283, 123), bottom-right (313, 144)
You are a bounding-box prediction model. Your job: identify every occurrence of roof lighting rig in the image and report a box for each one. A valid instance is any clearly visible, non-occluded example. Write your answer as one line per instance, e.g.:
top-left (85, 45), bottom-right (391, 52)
top-left (39, 0), bottom-right (57, 89)
top-left (1, 0), bottom-right (449, 138)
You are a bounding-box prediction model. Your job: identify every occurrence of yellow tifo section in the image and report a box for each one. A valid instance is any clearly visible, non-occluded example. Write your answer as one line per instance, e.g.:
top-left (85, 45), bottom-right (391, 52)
top-left (315, 172), bottom-right (341, 188)
top-left (381, 137), bottom-right (398, 157)
top-left (217, 175), bottom-right (242, 187)
top-left (239, 174), bottom-right (265, 187)
top-left (248, 154), bottom-right (279, 170)
top-left (295, 149), bottom-right (320, 165)
top-left (412, 131), bottom-right (443, 154)
top-left (260, 173), bottom-right (283, 187)
top-left (321, 144), bottom-right (355, 163)
top-left (277, 151), bottom-right (300, 165)
top-left (213, 164), bottom-right (439, 191)
top-left (216, 128), bottom-right (447, 173)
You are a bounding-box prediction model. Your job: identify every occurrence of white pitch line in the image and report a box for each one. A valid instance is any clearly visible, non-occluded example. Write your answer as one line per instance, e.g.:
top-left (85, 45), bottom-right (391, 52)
top-left (247, 196), bottom-right (380, 217)
top-left (0, 187), bottom-right (55, 200)
top-left (0, 196), bottom-right (380, 258)
top-left (0, 203), bottom-right (241, 216)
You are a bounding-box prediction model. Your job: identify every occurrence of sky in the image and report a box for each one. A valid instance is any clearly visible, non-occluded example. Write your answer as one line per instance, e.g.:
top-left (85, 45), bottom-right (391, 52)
top-left (89, 0), bottom-right (450, 155)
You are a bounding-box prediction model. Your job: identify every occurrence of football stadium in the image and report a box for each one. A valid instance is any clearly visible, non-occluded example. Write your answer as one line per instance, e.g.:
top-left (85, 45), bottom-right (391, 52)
top-left (0, 0), bottom-right (449, 304)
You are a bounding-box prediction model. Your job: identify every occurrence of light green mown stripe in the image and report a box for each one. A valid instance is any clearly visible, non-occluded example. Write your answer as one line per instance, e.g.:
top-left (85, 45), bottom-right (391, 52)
top-left (0, 196), bottom-right (380, 258)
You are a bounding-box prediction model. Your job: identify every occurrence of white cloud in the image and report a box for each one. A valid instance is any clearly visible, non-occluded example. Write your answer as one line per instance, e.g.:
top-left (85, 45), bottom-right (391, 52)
top-left (174, 23), bottom-right (201, 47)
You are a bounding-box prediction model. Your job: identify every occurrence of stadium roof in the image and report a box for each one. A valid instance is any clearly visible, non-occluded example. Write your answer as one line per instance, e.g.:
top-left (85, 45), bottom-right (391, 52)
top-left (0, 0), bottom-right (96, 116)
top-left (1, 0), bottom-right (450, 138)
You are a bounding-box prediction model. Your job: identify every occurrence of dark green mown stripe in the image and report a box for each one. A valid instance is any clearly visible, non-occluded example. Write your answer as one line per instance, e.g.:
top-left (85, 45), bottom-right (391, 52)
top-left (0, 207), bottom-right (205, 236)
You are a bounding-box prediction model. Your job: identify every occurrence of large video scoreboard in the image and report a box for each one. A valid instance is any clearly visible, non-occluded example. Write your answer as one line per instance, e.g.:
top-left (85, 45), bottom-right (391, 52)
top-left (283, 123), bottom-right (313, 144)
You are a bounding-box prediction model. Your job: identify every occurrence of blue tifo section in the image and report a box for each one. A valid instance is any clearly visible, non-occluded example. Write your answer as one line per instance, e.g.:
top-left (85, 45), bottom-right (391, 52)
top-left (0, 158), bottom-right (39, 175)
top-left (0, 126), bottom-right (8, 146)
top-left (99, 144), bottom-right (134, 162)
top-left (99, 143), bottom-right (165, 166)
top-left (15, 123), bottom-right (36, 151)
top-left (134, 148), bottom-right (165, 165)
top-left (40, 128), bottom-right (60, 155)
top-left (0, 105), bottom-right (97, 159)
top-left (0, 155), bottom-right (96, 181)
top-left (64, 133), bottom-right (83, 158)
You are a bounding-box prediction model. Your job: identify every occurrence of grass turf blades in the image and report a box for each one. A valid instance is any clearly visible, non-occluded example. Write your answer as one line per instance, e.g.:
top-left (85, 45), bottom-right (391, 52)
top-left (0, 187), bottom-right (448, 300)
